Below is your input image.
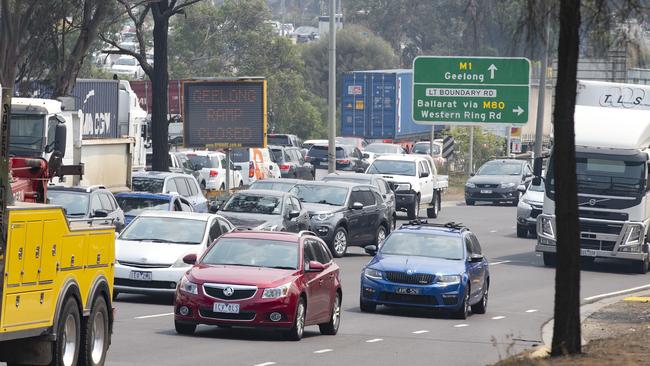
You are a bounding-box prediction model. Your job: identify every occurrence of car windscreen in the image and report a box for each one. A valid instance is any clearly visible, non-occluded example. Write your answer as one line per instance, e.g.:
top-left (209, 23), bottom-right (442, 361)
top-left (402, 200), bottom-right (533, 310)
top-left (222, 194), bottom-right (281, 215)
top-left (270, 148), bottom-right (285, 163)
top-left (380, 232), bottom-right (463, 260)
top-left (307, 146), bottom-right (345, 158)
top-left (322, 176), bottom-right (369, 185)
top-left (202, 238), bottom-right (299, 270)
top-left (365, 144), bottom-right (400, 154)
top-left (477, 162), bottom-right (522, 175)
top-left (9, 114), bottom-right (45, 157)
top-left (250, 181), bottom-right (295, 192)
top-left (119, 217), bottom-right (206, 244)
top-left (268, 135), bottom-right (290, 145)
top-left (186, 155), bottom-right (216, 169)
top-left (528, 183), bottom-right (544, 192)
top-left (230, 149), bottom-right (250, 163)
top-left (132, 177), bottom-right (165, 193)
top-left (115, 57), bottom-right (137, 66)
top-left (412, 143), bottom-right (441, 155)
top-left (47, 191), bottom-right (88, 217)
top-left (116, 196), bottom-right (170, 216)
top-left (367, 160), bottom-right (416, 176)
top-left (290, 184), bottom-right (348, 206)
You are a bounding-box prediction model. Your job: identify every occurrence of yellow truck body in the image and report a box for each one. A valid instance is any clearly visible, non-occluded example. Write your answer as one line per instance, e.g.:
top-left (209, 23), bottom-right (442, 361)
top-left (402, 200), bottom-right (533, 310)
top-left (0, 203), bottom-right (115, 365)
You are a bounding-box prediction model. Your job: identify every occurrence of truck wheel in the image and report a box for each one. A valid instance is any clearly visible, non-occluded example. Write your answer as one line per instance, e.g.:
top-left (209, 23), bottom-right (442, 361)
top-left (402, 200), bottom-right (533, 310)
top-left (427, 192), bottom-right (440, 218)
top-left (543, 252), bottom-right (556, 267)
top-left (53, 298), bottom-right (81, 366)
top-left (81, 296), bottom-right (110, 366)
top-left (407, 195), bottom-right (420, 220)
top-left (516, 224), bottom-right (528, 238)
top-left (638, 256), bottom-right (649, 274)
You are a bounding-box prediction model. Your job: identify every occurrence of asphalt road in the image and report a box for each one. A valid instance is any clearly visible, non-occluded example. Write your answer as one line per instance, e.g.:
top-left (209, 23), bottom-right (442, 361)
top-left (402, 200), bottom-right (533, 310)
top-left (106, 202), bottom-right (650, 366)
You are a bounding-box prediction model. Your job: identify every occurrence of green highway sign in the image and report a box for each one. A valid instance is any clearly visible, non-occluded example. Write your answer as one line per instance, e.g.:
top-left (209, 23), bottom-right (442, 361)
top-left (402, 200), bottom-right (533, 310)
top-left (412, 56), bottom-right (530, 124)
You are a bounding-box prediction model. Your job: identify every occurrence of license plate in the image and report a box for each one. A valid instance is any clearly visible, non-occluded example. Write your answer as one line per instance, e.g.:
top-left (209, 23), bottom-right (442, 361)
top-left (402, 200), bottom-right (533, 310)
top-left (396, 288), bottom-right (420, 295)
top-left (581, 249), bottom-right (597, 257)
top-left (129, 271), bottom-right (152, 281)
top-left (213, 303), bottom-right (240, 314)
top-left (480, 190), bottom-right (492, 194)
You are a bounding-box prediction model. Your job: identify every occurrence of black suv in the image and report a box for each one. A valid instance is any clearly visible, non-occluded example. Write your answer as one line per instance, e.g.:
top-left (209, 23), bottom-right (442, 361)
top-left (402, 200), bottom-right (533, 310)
top-left (47, 185), bottom-right (126, 230)
top-left (268, 133), bottom-right (301, 147)
top-left (269, 145), bottom-right (315, 180)
top-left (289, 181), bottom-right (392, 257)
top-left (306, 144), bottom-right (368, 172)
top-left (465, 159), bottom-right (533, 206)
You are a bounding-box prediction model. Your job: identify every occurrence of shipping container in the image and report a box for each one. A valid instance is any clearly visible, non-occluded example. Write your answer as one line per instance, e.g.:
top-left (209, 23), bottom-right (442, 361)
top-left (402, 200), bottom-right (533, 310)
top-left (71, 79), bottom-right (120, 138)
top-left (130, 79), bottom-right (183, 115)
top-left (341, 70), bottom-right (442, 141)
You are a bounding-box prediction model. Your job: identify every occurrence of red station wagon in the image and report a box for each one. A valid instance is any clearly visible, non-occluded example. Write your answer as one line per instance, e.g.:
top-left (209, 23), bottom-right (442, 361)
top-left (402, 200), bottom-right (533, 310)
top-left (174, 231), bottom-right (342, 340)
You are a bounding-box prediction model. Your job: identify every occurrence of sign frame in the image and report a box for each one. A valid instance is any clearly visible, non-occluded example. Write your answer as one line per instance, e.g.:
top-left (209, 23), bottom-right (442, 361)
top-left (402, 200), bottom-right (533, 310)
top-left (411, 56), bottom-right (531, 126)
top-left (182, 78), bottom-right (267, 149)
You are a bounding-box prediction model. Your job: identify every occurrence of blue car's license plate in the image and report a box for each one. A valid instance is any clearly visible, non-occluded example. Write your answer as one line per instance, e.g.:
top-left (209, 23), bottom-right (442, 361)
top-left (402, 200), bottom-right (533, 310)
top-left (396, 288), bottom-right (420, 295)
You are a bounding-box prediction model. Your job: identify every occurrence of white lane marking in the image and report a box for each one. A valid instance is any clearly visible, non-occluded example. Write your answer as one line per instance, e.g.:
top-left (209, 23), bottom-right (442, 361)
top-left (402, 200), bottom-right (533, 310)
top-left (412, 330), bottom-right (430, 334)
top-left (490, 230), bottom-right (498, 233)
top-left (584, 284), bottom-right (650, 302)
top-left (134, 312), bottom-right (174, 319)
top-left (313, 349), bottom-right (333, 354)
top-left (254, 363), bottom-right (276, 366)
top-left (490, 260), bottom-right (512, 265)
top-left (366, 338), bottom-right (383, 343)
top-left (525, 309), bottom-right (538, 313)
top-left (491, 316), bottom-right (506, 320)
top-left (454, 324), bottom-right (469, 328)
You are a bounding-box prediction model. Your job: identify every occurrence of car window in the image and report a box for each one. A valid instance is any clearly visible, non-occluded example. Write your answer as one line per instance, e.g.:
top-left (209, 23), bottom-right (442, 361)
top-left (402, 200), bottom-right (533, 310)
top-left (308, 239), bottom-right (330, 264)
top-left (376, 179), bottom-right (388, 194)
top-left (99, 194), bottom-right (113, 211)
top-left (525, 164), bottom-right (533, 176)
top-left (218, 218), bottom-right (232, 233)
top-left (220, 158), bottom-right (227, 168)
top-left (372, 190), bottom-right (383, 204)
top-left (179, 198), bottom-right (193, 211)
top-left (132, 177), bottom-right (164, 193)
top-left (354, 148), bottom-right (363, 158)
top-left (187, 178), bottom-right (200, 196)
top-left (174, 178), bottom-right (190, 196)
top-left (294, 150), bottom-right (305, 163)
top-left (349, 191), bottom-right (364, 206)
top-left (358, 190), bottom-right (376, 206)
top-left (165, 177), bottom-right (177, 193)
top-left (469, 233), bottom-right (482, 255)
top-left (290, 197), bottom-right (302, 211)
top-left (317, 241), bottom-right (333, 262)
top-left (90, 194), bottom-right (102, 212)
top-left (464, 236), bottom-right (474, 256)
top-left (208, 220), bottom-right (223, 242)
top-left (303, 240), bottom-right (319, 265)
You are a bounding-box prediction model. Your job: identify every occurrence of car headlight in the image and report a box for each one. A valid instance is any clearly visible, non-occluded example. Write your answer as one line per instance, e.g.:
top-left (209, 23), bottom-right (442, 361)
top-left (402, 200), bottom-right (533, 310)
top-left (179, 276), bottom-right (198, 295)
top-left (313, 212), bottom-right (335, 221)
top-left (262, 282), bottom-right (292, 299)
top-left (436, 274), bottom-right (461, 285)
top-left (393, 183), bottom-right (411, 192)
top-left (541, 217), bottom-right (555, 238)
top-left (500, 182), bottom-right (516, 189)
top-left (465, 182), bottom-right (476, 188)
top-left (364, 268), bottom-right (383, 280)
top-left (522, 198), bottom-right (541, 206)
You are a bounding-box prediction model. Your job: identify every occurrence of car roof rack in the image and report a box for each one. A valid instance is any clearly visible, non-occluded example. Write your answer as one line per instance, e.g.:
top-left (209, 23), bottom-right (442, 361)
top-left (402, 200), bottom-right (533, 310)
top-left (232, 226), bottom-right (254, 231)
top-left (401, 220), bottom-right (467, 231)
top-left (298, 230), bottom-right (318, 237)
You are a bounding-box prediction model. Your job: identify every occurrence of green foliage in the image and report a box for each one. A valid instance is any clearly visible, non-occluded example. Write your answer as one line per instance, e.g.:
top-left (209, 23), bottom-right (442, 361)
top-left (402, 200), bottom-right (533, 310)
top-left (447, 127), bottom-right (506, 173)
top-left (169, 0), bottom-right (325, 139)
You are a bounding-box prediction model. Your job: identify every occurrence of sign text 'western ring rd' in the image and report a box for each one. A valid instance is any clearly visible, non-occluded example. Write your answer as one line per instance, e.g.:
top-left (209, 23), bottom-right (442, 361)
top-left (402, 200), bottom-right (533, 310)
top-left (412, 56), bottom-right (530, 125)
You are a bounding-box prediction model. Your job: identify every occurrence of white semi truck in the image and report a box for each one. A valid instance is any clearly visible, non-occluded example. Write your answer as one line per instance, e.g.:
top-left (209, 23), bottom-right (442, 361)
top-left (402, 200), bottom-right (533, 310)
top-left (536, 80), bottom-right (650, 273)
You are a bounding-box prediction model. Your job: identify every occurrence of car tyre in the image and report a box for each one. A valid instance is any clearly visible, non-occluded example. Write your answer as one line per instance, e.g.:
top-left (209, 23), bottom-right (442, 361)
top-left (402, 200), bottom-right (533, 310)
top-left (319, 293), bottom-right (341, 335)
top-left (53, 298), bottom-right (81, 366)
top-left (407, 195), bottom-right (420, 220)
top-left (453, 286), bottom-right (471, 320)
top-left (284, 298), bottom-right (306, 341)
top-left (511, 199), bottom-right (519, 207)
top-left (174, 321), bottom-right (196, 335)
top-left (543, 252), bottom-right (557, 267)
top-left (465, 199), bottom-right (475, 206)
top-left (471, 280), bottom-right (488, 314)
top-left (81, 296), bottom-right (110, 366)
top-left (359, 298), bottom-right (376, 313)
top-left (375, 225), bottom-right (387, 246)
top-left (516, 224), bottom-right (528, 238)
top-left (112, 290), bottom-right (119, 301)
top-left (638, 255), bottom-right (649, 274)
top-left (330, 227), bottom-right (348, 258)
top-left (427, 192), bottom-right (440, 218)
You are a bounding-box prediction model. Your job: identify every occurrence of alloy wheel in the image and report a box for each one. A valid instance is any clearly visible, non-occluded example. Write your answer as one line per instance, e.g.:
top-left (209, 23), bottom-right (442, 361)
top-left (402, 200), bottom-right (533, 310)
top-left (377, 227), bottom-right (387, 245)
top-left (62, 313), bottom-right (78, 366)
top-left (332, 296), bottom-right (341, 332)
top-left (334, 230), bottom-right (347, 255)
top-left (91, 311), bottom-right (106, 364)
top-left (296, 302), bottom-right (305, 339)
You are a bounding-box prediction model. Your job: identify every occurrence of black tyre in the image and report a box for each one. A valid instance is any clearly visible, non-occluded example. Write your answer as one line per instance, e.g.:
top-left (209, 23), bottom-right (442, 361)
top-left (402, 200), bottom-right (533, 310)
top-left (375, 225), bottom-right (388, 246)
top-left (112, 290), bottom-right (119, 301)
top-left (407, 195), bottom-right (420, 220)
top-left (516, 225), bottom-right (528, 238)
top-left (359, 298), bottom-right (376, 313)
top-left (511, 199), bottom-right (519, 207)
top-left (200, 181), bottom-right (206, 190)
top-left (471, 280), bottom-right (488, 315)
top-left (319, 293), bottom-right (341, 335)
top-left (427, 192), bottom-right (440, 218)
top-left (452, 286), bottom-right (470, 320)
top-left (330, 227), bottom-right (348, 258)
top-left (53, 298), bottom-right (81, 366)
top-left (638, 255), bottom-right (649, 274)
top-left (81, 296), bottom-right (110, 366)
top-left (543, 252), bottom-right (557, 267)
top-left (465, 199), bottom-right (475, 206)
top-left (284, 298), bottom-right (306, 341)
top-left (174, 321), bottom-right (196, 335)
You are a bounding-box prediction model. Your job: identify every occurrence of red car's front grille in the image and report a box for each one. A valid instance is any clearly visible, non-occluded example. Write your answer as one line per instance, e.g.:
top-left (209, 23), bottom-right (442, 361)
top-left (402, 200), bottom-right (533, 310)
top-left (203, 287), bottom-right (257, 300)
top-left (199, 309), bottom-right (256, 321)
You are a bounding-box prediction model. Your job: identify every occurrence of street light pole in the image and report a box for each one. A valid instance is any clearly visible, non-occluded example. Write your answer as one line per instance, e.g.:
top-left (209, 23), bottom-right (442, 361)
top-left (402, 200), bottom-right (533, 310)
top-left (534, 4), bottom-right (551, 169)
top-left (327, 0), bottom-right (337, 173)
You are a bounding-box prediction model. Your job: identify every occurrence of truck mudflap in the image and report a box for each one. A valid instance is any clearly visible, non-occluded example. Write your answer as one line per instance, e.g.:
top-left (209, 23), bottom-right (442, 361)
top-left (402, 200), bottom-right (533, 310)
top-left (536, 213), bottom-right (648, 261)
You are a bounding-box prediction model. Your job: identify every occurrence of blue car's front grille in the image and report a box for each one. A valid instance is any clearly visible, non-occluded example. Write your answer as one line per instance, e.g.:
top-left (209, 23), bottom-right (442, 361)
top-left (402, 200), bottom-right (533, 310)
top-left (385, 271), bottom-right (434, 285)
top-left (379, 292), bottom-right (438, 305)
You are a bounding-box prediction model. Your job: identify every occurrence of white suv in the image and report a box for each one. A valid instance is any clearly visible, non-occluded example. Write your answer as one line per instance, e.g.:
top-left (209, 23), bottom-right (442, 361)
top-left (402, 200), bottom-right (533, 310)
top-left (184, 151), bottom-right (243, 190)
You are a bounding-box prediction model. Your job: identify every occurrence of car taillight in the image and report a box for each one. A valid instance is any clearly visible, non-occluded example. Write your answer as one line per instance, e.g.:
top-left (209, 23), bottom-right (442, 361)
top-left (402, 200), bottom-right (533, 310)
top-left (337, 159), bottom-right (350, 165)
top-left (209, 170), bottom-right (218, 177)
top-left (279, 164), bottom-right (290, 171)
top-left (249, 161), bottom-right (255, 178)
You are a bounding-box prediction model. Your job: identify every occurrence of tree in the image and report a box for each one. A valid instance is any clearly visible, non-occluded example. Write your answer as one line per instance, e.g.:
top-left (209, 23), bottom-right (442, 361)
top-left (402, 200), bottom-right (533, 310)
top-left (103, 0), bottom-right (203, 172)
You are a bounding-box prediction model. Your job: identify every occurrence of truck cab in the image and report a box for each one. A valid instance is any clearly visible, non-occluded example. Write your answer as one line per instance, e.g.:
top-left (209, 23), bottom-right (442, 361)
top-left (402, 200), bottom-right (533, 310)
top-left (10, 98), bottom-right (68, 162)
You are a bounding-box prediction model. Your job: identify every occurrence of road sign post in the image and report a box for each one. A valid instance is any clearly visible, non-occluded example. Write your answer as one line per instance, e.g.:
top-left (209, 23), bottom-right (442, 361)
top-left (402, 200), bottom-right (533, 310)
top-left (412, 57), bottom-right (530, 125)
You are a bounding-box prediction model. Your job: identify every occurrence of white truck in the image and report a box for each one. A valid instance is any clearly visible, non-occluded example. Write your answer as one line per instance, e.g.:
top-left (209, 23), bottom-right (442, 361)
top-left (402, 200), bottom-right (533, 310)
top-left (366, 154), bottom-right (448, 219)
top-left (536, 80), bottom-right (650, 273)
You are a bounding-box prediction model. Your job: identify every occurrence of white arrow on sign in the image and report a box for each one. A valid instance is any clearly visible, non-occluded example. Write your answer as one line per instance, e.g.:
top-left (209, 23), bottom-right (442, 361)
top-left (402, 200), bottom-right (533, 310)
top-left (513, 106), bottom-right (525, 116)
top-left (487, 64), bottom-right (498, 79)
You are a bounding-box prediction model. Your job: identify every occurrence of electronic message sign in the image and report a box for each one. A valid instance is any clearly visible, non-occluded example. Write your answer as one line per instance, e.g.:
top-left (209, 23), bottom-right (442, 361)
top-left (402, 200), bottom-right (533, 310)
top-left (183, 79), bottom-right (267, 148)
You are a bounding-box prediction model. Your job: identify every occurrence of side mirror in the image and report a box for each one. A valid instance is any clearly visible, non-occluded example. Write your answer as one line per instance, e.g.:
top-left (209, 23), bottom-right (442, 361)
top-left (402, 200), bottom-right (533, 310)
top-left (420, 171), bottom-right (429, 178)
top-left (350, 202), bottom-right (363, 210)
top-left (469, 254), bottom-right (484, 263)
top-left (209, 201), bottom-right (220, 213)
top-left (92, 209), bottom-right (109, 218)
top-left (306, 260), bottom-right (325, 272)
top-left (54, 123), bottom-right (67, 158)
top-left (269, 165), bottom-right (274, 169)
top-left (364, 245), bottom-right (377, 256)
top-left (362, 153), bottom-right (370, 159)
top-left (288, 210), bottom-right (300, 219)
top-left (532, 177), bottom-right (542, 186)
top-left (183, 253), bottom-right (197, 265)
top-left (356, 168), bottom-right (366, 173)
top-left (517, 184), bottom-right (527, 193)
top-left (470, 172), bottom-right (475, 177)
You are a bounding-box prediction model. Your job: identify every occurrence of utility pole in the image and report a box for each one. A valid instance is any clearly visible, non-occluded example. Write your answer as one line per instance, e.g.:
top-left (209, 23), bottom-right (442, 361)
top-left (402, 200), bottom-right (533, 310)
top-left (1, 87), bottom-right (13, 295)
top-left (506, 125), bottom-right (512, 156)
top-left (327, 0), bottom-right (337, 173)
top-left (534, 4), bottom-right (551, 171)
top-left (468, 127), bottom-right (474, 174)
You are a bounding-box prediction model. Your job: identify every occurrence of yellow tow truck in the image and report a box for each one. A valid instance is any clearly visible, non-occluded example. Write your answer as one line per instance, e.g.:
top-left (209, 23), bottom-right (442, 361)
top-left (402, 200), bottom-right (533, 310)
top-left (0, 93), bottom-right (115, 365)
